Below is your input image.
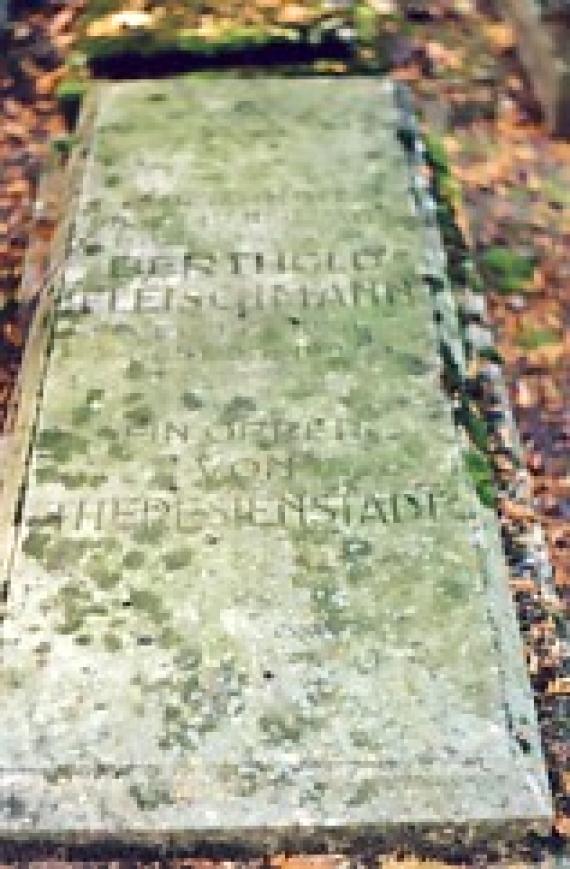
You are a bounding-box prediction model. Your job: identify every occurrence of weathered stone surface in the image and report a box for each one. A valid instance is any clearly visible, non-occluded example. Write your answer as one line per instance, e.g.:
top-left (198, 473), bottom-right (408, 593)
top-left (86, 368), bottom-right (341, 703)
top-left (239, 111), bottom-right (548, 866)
top-left (0, 76), bottom-right (552, 849)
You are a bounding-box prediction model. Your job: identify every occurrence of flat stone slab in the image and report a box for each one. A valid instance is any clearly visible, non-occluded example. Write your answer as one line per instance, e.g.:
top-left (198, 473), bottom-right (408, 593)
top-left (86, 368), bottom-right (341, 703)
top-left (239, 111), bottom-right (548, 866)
top-left (0, 76), bottom-right (552, 850)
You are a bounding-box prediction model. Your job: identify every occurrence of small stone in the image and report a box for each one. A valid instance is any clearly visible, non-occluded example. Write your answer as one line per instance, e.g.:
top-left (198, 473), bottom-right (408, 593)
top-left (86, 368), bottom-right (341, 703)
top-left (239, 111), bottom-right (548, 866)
top-left (507, 294), bottom-right (527, 312)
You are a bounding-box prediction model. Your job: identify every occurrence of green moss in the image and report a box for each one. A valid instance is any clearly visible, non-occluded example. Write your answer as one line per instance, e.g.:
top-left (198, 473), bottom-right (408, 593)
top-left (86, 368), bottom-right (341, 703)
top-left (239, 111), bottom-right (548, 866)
top-left (87, 388), bottom-right (105, 403)
top-left (123, 549), bottom-right (145, 570)
top-left (98, 425), bottom-right (118, 440)
top-left (103, 632), bottom-right (123, 652)
top-left (56, 604), bottom-right (86, 635)
top-left (347, 778), bottom-right (379, 807)
top-left (124, 405), bottom-right (153, 427)
top-left (150, 471), bottom-right (177, 491)
top-left (159, 625), bottom-right (182, 649)
top-left (128, 781), bottom-right (172, 811)
top-left (56, 583), bottom-right (90, 634)
top-left (125, 391), bottom-right (144, 403)
top-left (89, 562), bottom-right (121, 589)
top-left (464, 449), bottom-right (496, 509)
top-left (55, 577), bottom-right (110, 635)
top-left (164, 703), bottom-right (182, 723)
top-left (424, 134), bottom-right (449, 177)
top-left (133, 521), bottom-right (165, 545)
top-left (516, 326), bottom-right (559, 350)
top-left (258, 711), bottom-right (305, 744)
top-left (22, 531), bottom-right (50, 560)
top-left (44, 538), bottom-right (92, 572)
top-left (108, 441), bottom-right (132, 461)
top-left (480, 246), bottom-right (536, 295)
top-left (71, 404), bottom-right (93, 425)
top-left (129, 588), bottom-right (167, 622)
top-left (220, 395), bottom-right (257, 423)
top-left (181, 391), bottom-right (204, 410)
top-left (354, 3), bottom-right (377, 45)
top-left (126, 359), bottom-right (145, 379)
top-left (439, 173), bottom-right (461, 211)
top-left (35, 465), bottom-right (60, 484)
top-left (37, 428), bottom-right (88, 463)
top-left (440, 576), bottom-right (468, 602)
top-left (162, 546), bottom-right (193, 571)
top-left (60, 471), bottom-right (107, 489)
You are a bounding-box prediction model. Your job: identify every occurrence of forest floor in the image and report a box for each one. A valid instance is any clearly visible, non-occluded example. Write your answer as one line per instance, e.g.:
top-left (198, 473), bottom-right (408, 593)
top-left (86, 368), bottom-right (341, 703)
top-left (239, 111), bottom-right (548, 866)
top-left (0, 0), bottom-right (569, 864)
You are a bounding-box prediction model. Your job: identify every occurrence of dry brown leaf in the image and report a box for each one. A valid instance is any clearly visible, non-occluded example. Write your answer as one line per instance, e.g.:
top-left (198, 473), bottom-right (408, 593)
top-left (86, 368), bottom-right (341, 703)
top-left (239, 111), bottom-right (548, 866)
top-left (547, 677), bottom-right (570, 694)
top-left (276, 3), bottom-right (317, 24)
top-left (2, 120), bottom-right (27, 141)
top-left (425, 40), bottom-right (464, 71)
top-left (483, 21), bottom-right (516, 51)
top-left (272, 857), bottom-right (341, 869)
top-left (528, 342), bottom-right (566, 367)
top-left (501, 499), bottom-right (536, 523)
top-left (382, 861), bottom-right (457, 869)
top-left (516, 379), bottom-right (534, 408)
top-left (6, 179), bottom-right (29, 196)
top-left (35, 68), bottom-right (64, 97)
top-left (48, 6), bottom-right (76, 36)
top-left (442, 134), bottom-right (461, 157)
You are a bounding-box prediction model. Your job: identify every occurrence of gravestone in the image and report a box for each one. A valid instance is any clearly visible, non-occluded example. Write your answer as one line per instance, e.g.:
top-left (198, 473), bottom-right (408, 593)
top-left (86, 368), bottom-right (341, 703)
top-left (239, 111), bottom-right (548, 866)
top-left (0, 76), bottom-right (552, 851)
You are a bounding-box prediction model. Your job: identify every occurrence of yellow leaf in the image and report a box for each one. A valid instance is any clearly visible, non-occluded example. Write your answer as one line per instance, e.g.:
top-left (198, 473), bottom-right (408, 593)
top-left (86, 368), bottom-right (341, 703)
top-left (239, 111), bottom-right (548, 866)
top-left (86, 11), bottom-right (156, 38)
top-left (483, 22), bottom-right (516, 51)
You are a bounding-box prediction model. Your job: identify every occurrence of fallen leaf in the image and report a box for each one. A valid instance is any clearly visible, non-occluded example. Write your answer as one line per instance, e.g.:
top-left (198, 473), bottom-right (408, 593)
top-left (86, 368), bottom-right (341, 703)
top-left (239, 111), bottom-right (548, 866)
top-left (86, 11), bottom-right (156, 38)
top-left (483, 21), bottom-right (516, 51)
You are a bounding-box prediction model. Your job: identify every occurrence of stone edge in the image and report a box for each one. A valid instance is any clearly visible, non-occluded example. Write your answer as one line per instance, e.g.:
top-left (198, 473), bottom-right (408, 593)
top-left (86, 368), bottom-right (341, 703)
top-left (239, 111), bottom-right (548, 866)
top-left (0, 88), bottom-right (100, 613)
